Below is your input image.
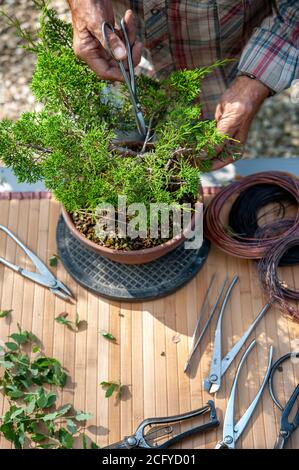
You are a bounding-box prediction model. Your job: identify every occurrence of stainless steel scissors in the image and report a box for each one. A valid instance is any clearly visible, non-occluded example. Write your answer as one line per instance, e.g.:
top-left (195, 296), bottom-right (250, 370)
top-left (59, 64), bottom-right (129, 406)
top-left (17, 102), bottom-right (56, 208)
top-left (215, 340), bottom-right (273, 449)
top-left (102, 18), bottom-right (147, 137)
top-left (0, 225), bottom-right (73, 300)
top-left (268, 352), bottom-right (299, 449)
top-left (203, 274), bottom-right (271, 394)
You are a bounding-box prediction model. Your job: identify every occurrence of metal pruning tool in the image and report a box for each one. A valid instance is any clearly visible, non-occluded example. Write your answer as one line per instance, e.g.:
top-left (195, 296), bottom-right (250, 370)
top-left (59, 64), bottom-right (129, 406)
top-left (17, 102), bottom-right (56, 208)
top-left (102, 18), bottom-right (147, 137)
top-left (103, 401), bottom-right (219, 449)
top-left (268, 352), bottom-right (299, 449)
top-left (0, 225), bottom-right (73, 300)
top-left (184, 273), bottom-right (228, 373)
top-left (215, 340), bottom-right (273, 449)
top-left (203, 274), bottom-right (271, 394)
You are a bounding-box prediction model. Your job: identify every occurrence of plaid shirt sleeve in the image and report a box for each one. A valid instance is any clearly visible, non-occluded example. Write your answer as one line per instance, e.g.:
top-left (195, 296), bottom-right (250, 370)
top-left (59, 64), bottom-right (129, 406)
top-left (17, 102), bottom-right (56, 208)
top-left (238, 0), bottom-right (299, 93)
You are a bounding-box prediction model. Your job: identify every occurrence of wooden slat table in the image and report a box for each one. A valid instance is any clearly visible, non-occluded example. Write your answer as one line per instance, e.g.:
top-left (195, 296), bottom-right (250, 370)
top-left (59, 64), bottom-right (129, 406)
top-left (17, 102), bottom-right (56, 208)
top-left (0, 196), bottom-right (298, 449)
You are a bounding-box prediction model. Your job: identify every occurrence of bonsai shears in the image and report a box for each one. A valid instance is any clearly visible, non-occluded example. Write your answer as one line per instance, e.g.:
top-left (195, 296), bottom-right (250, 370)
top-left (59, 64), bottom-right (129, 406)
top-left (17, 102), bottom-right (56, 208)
top-left (102, 18), bottom-right (147, 137)
top-left (103, 401), bottom-right (219, 449)
top-left (215, 340), bottom-right (273, 449)
top-left (268, 352), bottom-right (299, 449)
top-left (0, 224), bottom-right (73, 300)
top-left (203, 274), bottom-right (271, 394)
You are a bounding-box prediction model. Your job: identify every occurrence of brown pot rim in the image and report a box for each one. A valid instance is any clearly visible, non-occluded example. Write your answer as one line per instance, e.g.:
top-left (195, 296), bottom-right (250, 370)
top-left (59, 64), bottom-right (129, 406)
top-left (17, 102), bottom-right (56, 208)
top-left (61, 200), bottom-right (202, 259)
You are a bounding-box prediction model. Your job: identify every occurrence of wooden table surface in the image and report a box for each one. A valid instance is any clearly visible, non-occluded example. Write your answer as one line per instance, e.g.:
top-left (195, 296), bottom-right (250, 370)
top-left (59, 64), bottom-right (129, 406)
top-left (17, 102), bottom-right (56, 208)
top-left (0, 197), bottom-right (298, 449)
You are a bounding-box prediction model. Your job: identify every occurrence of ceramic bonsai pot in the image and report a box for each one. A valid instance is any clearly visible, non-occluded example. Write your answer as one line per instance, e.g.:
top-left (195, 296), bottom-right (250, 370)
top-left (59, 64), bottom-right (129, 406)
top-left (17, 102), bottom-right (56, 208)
top-left (61, 203), bottom-right (202, 265)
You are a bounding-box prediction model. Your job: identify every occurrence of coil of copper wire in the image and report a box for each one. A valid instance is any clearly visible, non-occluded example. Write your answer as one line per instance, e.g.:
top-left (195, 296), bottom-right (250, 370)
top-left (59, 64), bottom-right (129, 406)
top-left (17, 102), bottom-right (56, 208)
top-left (258, 235), bottom-right (299, 320)
top-left (204, 171), bottom-right (299, 259)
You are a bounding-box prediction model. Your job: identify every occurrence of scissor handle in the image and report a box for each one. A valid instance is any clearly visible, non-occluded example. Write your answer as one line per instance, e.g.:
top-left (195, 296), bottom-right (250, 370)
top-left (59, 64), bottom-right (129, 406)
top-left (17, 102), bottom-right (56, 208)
top-left (135, 401), bottom-right (219, 449)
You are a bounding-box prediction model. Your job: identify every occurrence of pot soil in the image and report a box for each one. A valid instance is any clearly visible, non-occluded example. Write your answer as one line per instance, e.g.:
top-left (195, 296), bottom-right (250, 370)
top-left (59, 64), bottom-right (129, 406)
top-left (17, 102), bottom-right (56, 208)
top-left (61, 202), bottom-right (201, 265)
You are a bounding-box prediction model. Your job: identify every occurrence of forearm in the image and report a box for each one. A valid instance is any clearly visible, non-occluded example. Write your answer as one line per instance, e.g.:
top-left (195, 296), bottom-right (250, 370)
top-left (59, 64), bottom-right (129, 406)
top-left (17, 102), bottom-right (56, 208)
top-left (238, 0), bottom-right (299, 93)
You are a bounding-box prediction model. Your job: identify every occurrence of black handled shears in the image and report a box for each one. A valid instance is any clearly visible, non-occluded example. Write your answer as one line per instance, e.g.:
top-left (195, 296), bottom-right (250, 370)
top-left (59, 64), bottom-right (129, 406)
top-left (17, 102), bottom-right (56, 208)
top-left (104, 401), bottom-right (219, 449)
top-left (269, 352), bottom-right (299, 449)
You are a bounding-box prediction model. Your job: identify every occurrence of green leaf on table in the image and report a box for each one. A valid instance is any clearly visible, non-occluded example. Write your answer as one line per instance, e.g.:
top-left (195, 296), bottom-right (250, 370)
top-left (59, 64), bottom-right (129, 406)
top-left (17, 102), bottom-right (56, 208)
top-left (26, 399), bottom-right (36, 415)
top-left (106, 383), bottom-right (116, 398)
top-left (58, 428), bottom-right (74, 449)
top-left (0, 360), bottom-right (14, 369)
top-left (5, 342), bottom-right (19, 351)
top-left (75, 411), bottom-right (92, 422)
top-left (55, 314), bottom-right (73, 328)
top-left (9, 332), bottom-right (28, 345)
top-left (32, 345), bottom-right (40, 353)
top-left (31, 433), bottom-right (47, 443)
top-left (100, 330), bottom-right (116, 342)
top-left (66, 419), bottom-right (77, 434)
top-left (91, 441), bottom-right (100, 449)
top-left (43, 411), bottom-right (59, 422)
top-left (0, 309), bottom-right (12, 318)
top-left (49, 255), bottom-right (58, 267)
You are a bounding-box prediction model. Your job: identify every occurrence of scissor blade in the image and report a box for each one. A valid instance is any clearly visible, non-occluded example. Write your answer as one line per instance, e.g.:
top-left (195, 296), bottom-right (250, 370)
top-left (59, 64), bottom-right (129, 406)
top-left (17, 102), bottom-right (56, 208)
top-left (233, 344), bottom-right (273, 444)
top-left (204, 275), bottom-right (238, 393)
top-left (220, 303), bottom-right (271, 377)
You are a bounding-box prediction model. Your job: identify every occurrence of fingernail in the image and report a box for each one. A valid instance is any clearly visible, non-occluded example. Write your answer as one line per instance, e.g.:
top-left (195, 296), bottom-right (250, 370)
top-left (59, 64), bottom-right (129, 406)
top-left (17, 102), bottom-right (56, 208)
top-left (114, 46), bottom-right (126, 60)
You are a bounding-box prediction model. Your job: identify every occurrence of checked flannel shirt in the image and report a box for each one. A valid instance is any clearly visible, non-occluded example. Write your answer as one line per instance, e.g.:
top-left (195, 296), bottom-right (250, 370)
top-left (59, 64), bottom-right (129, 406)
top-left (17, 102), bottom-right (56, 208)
top-left (112, 0), bottom-right (299, 118)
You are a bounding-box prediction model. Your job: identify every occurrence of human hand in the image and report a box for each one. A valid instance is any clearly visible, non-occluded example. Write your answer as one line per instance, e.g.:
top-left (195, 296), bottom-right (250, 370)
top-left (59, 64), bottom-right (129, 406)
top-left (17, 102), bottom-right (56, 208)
top-left (68, 1), bottom-right (142, 81)
top-left (211, 76), bottom-right (269, 170)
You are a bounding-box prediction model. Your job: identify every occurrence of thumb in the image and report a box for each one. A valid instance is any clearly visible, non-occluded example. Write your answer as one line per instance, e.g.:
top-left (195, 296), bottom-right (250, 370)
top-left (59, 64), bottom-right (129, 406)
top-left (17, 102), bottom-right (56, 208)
top-left (105, 27), bottom-right (127, 60)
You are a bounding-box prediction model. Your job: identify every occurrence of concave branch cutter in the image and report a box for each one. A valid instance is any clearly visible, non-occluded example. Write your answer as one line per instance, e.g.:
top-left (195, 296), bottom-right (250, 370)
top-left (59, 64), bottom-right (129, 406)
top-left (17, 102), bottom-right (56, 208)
top-left (215, 340), bottom-right (273, 449)
top-left (268, 352), bottom-right (299, 449)
top-left (104, 401), bottom-right (219, 449)
top-left (0, 225), bottom-right (73, 301)
top-left (102, 18), bottom-right (147, 137)
top-left (203, 274), bottom-right (271, 394)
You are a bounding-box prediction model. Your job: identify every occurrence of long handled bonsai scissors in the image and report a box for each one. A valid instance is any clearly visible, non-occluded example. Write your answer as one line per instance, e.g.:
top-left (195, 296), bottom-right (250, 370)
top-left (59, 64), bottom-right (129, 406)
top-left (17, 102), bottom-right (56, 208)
top-left (0, 225), bottom-right (73, 300)
top-left (102, 18), bottom-right (147, 137)
top-left (215, 340), bottom-right (273, 449)
top-left (268, 352), bottom-right (299, 449)
top-left (104, 401), bottom-right (219, 449)
top-left (203, 275), bottom-right (271, 394)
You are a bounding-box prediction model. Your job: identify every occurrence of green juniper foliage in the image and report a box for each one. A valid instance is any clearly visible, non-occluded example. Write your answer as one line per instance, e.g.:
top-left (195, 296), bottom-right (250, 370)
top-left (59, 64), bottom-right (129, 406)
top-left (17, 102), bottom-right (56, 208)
top-left (0, 325), bottom-right (94, 449)
top-left (0, 2), bottom-right (234, 217)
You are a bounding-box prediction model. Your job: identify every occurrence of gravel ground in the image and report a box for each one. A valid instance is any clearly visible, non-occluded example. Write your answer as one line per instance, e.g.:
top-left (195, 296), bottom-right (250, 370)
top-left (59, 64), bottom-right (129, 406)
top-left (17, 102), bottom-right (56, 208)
top-left (0, 0), bottom-right (298, 159)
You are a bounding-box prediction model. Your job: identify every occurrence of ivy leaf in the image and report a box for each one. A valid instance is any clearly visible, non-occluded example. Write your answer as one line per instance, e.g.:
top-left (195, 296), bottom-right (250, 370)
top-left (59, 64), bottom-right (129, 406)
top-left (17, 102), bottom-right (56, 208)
top-left (0, 360), bottom-right (14, 369)
top-left (43, 411), bottom-right (59, 422)
top-left (10, 408), bottom-right (25, 420)
top-left (32, 345), bottom-right (40, 353)
top-left (100, 330), bottom-right (116, 342)
top-left (106, 383), bottom-right (116, 398)
top-left (75, 411), bottom-right (92, 422)
top-left (66, 419), bottom-right (77, 435)
top-left (9, 333), bottom-right (28, 345)
top-left (55, 314), bottom-right (72, 329)
top-left (31, 433), bottom-right (47, 443)
top-left (5, 342), bottom-right (19, 351)
top-left (36, 388), bottom-right (48, 408)
top-left (0, 309), bottom-right (12, 318)
top-left (26, 399), bottom-right (36, 415)
top-left (91, 441), bottom-right (100, 449)
top-left (58, 428), bottom-right (74, 449)
top-left (49, 255), bottom-right (59, 267)
top-left (45, 391), bottom-right (57, 408)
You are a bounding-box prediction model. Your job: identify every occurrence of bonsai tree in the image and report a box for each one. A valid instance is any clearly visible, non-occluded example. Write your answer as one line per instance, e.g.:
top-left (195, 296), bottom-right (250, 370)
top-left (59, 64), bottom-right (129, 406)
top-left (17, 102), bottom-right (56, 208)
top-left (0, 1), bottom-right (238, 249)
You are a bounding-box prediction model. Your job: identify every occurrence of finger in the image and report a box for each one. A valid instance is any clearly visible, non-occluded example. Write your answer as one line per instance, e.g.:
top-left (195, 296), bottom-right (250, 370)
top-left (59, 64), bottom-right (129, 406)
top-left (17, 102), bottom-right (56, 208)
top-left (83, 53), bottom-right (123, 81)
top-left (210, 154), bottom-right (236, 171)
top-left (104, 27), bottom-right (127, 60)
top-left (132, 41), bottom-right (143, 67)
top-left (123, 9), bottom-right (137, 45)
top-left (215, 103), bottom-right (223, 122)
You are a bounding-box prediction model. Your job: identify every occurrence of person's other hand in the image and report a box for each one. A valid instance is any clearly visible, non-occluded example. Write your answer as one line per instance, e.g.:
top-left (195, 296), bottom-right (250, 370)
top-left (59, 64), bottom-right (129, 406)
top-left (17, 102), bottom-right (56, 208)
top-left (68, 1), bottom-right (142, 81)
top-left (211, 76), bottom-right (269, 170)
